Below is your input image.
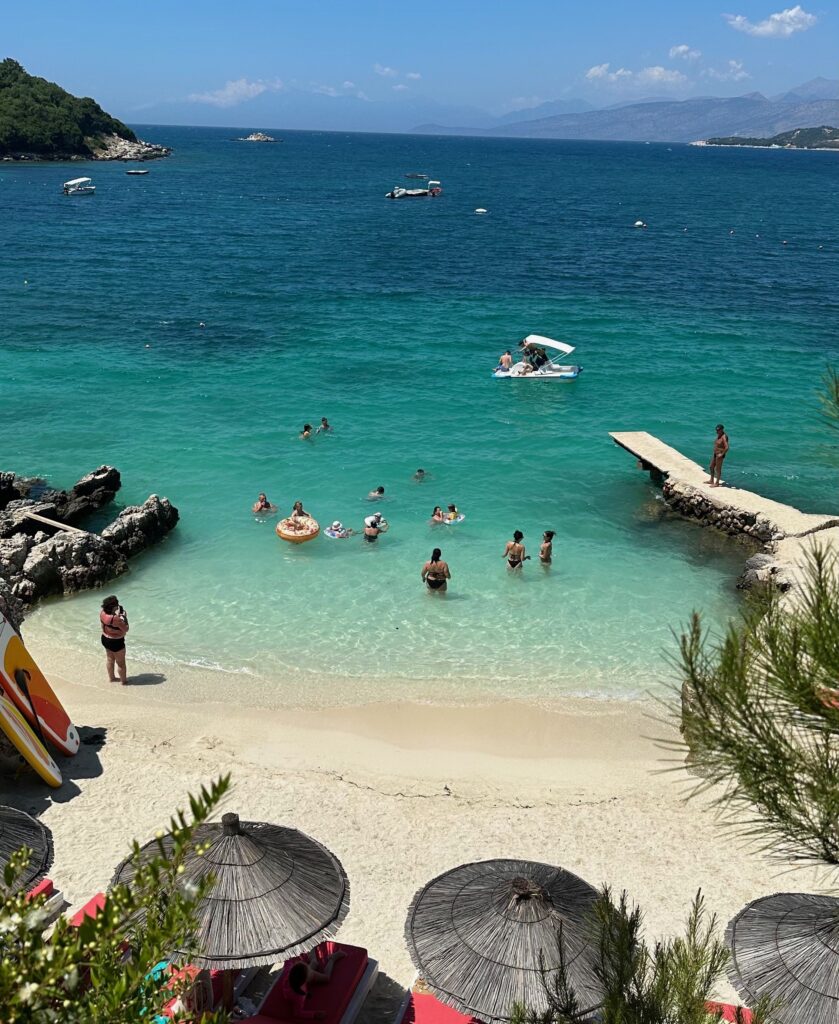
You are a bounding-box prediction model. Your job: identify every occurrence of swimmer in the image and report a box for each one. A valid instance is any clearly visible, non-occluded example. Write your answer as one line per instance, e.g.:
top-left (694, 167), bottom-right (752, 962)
top-left (421, 548), bottom-right (451, 593)
top-left (300, 424), bottom-right (313, 440)
top-left (413, 468), bottom-right (427, 482)
top-left (430, 506), bottom-right (445, 523)
top-left (291, 500), bottom-right (310, 518)
top-left (446, 504), bottom-right (459, 521)
top-left (328, 520), bottom-right (353, 538)
top-left (252, 493), bottom-right (277, 514)
top-left (367, 486), bottom-right (385, 501)
top-left (318, 417), bottom-right (332, 433)
top-left (364, 512), bottom-right (384, 543)
top-left (540, 530), bottom-right (556, 565)
top-left (503, 530), bottom-right (530, 571)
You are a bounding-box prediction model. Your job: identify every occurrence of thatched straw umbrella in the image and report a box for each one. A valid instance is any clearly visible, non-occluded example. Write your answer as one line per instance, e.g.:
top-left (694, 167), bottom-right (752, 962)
top-left (112, 812), bottom-right (349, 1004)
top-left (405, 858), bottom-right (603, 1024)
top-left (727, 891), bottom-right (839, 1023)
top-left (0, 805), bottom-right (52, 895)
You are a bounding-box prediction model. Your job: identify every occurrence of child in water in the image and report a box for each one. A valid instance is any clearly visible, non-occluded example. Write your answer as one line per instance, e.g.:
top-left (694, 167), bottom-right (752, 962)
top-left (446, 504), bottom-right (459, 521)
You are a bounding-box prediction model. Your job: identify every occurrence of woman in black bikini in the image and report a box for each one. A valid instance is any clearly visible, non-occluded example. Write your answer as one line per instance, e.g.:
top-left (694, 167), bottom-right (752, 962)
top-left (421, 548), bottom-right (451, 593)
top-left (100, 595), bottom-right (129, 684)
top-left (503, 530), bottom-right (530, 571)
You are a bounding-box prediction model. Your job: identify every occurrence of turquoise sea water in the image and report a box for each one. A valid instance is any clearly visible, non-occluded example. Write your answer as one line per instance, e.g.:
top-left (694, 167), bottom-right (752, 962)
top-left (1, 128), bottom-right (838, 704)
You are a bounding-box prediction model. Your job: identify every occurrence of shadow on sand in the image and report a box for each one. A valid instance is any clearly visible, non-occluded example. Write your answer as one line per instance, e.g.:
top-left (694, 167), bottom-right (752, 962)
top-left (125, 672), bottom-right (166, 686)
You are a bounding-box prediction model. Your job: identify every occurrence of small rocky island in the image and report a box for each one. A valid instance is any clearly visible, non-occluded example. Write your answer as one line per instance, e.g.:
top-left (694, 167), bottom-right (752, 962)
top-left (698, 125), bottom-right (839, 150)
top-left (0, 466), bottom-right (178, 632)
top-left (236, 131), bottom-right (278, 142)
top-left (0, 58), bottom-right (171, 162)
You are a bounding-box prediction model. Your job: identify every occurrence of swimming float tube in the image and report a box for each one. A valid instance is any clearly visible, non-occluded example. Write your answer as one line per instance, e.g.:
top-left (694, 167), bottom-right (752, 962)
top-left (443, 514), bottom-right (465, 525)
top-left (276, 516), bottom-right (320, 544)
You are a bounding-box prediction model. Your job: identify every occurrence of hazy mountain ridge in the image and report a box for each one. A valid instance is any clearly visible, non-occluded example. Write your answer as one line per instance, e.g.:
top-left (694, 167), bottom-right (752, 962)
top-left (413, 87), bottom-right (839, 143)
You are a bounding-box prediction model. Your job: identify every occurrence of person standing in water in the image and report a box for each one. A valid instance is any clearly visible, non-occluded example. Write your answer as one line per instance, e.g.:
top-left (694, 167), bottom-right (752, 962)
top-left (100, 595), bottom-right (129, 684)
top-left (540, 530), bottom-right (555, 565)
top-left (300, 424), bottom-right (313, 440)
top-left (707, 424), bottom-right (729, 487)
top-left (421, 548), bottom-right (451, 593)
top-left (367, 486), bottom-right (385, 501)
top-left (317, 417), bottom-right (332, 433)
top-left (364, 512), bottom-right (384, 542)
top-left (503, 530), bottom-right (530, 571)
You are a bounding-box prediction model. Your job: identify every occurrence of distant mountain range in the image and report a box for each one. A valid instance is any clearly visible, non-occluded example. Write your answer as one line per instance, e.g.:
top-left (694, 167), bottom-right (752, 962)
top-left (413, 78), bottom-right (839, 144)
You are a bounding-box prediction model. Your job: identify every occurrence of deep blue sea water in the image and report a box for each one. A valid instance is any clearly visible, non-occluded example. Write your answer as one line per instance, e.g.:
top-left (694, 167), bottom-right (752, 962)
top-left (2, 127), bottom-right (838, 704)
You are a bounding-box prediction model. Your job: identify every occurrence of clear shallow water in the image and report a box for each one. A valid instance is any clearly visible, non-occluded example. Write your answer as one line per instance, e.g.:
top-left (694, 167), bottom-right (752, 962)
top-left (1, 128), bottom-right (837, 703)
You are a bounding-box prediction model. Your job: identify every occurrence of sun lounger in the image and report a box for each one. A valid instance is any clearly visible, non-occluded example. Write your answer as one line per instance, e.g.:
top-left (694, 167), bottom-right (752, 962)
top-left (68, 891), bottom-right (106, 927)
top-left (393, 985), bottom-right (481, 1024)
top-left (706, 1002), bottom-right (753, 1022)
top-left (24, 877), bottom-right (66, 923)
top-left (155, 964), bottom-right (259, 1020)
top-left (243, 941), bottom-right (378, 1024)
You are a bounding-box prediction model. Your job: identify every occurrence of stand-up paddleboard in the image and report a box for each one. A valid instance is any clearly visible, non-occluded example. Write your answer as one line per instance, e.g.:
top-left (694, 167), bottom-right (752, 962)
top-left (0, 613), bottom-right (79, 756)
top-left (0, 683), bottom-right (62, 787)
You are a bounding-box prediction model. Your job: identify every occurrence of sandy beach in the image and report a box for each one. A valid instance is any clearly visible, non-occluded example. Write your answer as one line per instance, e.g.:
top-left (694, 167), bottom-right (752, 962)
top-left (2, 625), bottom-right (821, 1018)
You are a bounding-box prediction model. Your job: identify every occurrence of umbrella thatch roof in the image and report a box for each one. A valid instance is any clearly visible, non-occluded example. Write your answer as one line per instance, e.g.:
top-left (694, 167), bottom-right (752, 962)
top-left (111, 812), bottom-right (349, 968)
top-left (0, 805), bottom-right (52, 895)
top-left (727, 891), bottom-right (839, 1024)
top-left (405, 858), bottom-right (603, 1024)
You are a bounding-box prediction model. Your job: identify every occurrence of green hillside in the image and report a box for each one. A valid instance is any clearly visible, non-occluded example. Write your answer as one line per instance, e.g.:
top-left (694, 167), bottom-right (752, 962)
top-left (0, 58), bottom-right (136, 157)
top-left (706, 125), bottom-right (839, 149)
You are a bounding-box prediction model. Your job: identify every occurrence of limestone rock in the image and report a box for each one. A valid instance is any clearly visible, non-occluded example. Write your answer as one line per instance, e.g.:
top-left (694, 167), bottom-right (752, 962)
top-left (0, 534), bottom-right (34, 576)
top-left (0, 585), bottom-right (24, 632)
top-left (22, 532), bottom-right (127, 598)
top-left (90, 133), bottom-right (171, 161)
top-left (102, 494), bottom-right (179, 557)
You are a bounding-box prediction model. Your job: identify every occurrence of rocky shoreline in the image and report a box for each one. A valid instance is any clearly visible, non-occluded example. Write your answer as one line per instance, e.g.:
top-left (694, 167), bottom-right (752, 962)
top-left (0, 467), bottom-right (178, 632)
top-left (2, 133), bottom-right (171, 163)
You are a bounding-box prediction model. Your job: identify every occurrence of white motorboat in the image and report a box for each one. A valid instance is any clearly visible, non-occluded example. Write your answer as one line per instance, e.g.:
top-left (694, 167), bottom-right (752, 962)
top-left (125, 168), bottom-right (149, 175)
top-left (385, 180), bottom-right (442, 199)
top-left (63, 177), bottom-right (95, 195)
top-left (492, 334), bottom-right (583, 380)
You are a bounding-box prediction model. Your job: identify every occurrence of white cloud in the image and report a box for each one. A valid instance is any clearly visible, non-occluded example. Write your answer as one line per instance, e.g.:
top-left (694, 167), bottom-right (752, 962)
top-left (586, 63), bottom-right (686, 86)
top-left (669, 44), bottom-right (701, 60)
top-left (724, 5), bottom-right (816, 37)
top-left (374, 63), bottom-right (398, 77)
top-left (313, 84), bottom-right (339, 97)
top-left (392, 83), bottom-right (409, 91)
top-left (342, 81), bottom-right (356, 89)
top-left (703, 59), bottom-right (751, 81)
top-left (188, 77), bottom-right (283, 108)
top-left (405, 71), bottom-right (422, 80)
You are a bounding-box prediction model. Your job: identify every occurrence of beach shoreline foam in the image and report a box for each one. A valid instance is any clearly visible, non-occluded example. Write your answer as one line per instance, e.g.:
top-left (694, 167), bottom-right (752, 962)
top-left (3, 621), bottom-right (822, 1018)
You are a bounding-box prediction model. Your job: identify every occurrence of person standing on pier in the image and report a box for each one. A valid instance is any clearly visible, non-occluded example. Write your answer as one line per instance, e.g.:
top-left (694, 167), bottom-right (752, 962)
top-left (707, 424), bottom-right (729, 487)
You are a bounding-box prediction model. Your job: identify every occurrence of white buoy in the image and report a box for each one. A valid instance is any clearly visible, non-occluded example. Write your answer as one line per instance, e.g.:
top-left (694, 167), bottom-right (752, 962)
top-left (475, 208), bottom-right (487, 215)
top-left (633, 220), bottom-right (647, 229)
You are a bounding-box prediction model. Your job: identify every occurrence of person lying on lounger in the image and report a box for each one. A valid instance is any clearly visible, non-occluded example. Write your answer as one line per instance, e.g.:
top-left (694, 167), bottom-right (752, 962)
top-left (283, 948), bottom-right (347, 1019)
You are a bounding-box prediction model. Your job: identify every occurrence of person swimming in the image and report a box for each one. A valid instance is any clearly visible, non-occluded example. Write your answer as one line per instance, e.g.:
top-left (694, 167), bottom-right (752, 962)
top-left (367, 486), bottom-right (385, 500)
top-left (300, 424), bottom-right (313, 439)
top-left (291, 500), bottom-right (310, 518)
top-left (446, 504), bottom-right (459, 521)
top-left (364, 512), bottom-right (384, 542)
top-left (540, 530), bottom-right (556, 564)
top-left (252, 493), bottom-right (277, 513)
top-left (317, 417), bottom-right (332, 433)
top-left (503, 530), bottom-right (530, 570)
top-left (328, 520), bottom-right (352, 538)
top-left (421, 548), bottom-right (451, 593)
top-left (430, 506), bottom-right (445, 523)
top-left (413, 468), bottom-right (426, 482)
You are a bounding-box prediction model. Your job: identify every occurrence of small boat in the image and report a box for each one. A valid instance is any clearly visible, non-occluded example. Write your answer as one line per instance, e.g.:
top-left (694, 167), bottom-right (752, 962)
top-left (63, 177), bottom-right (95, 195)
top-left (492, 335), bottom-right (583, 381)
top-left (276, 515), bottom-right (320, 544)
top-left (125, 169), bottom-right (150, 175)
top-left (405, 173), bottom-right (428, 179)
top-left (386, 180), bottom-right (442, 199)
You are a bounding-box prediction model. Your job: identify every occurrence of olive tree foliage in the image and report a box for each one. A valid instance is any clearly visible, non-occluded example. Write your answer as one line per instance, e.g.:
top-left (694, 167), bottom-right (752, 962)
top-left (0, 775), bottom-right (231, 1024)
top-left (512, 888), bottom-right (770, 1024)
top-left (674, 547), bottom-right (839, 866)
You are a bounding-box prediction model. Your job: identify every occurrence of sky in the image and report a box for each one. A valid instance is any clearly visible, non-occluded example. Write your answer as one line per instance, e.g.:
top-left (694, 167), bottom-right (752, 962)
top-left (3, 0), bottom-right (835, 128)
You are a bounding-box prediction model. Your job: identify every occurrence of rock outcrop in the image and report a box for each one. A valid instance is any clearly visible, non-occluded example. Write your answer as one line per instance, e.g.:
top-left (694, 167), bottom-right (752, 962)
top-left (101, 495), bottom-right (179, 557)
top-left (0, 466), bottom-right (178, 623)
top-left (89, 133), bottom-right (171, 161)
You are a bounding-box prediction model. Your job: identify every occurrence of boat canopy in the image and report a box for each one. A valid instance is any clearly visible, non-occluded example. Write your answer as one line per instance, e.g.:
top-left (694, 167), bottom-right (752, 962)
top-left (523, 334), bottom-right (575, 356)
top-left (64, 177), bottom-right (92, 187)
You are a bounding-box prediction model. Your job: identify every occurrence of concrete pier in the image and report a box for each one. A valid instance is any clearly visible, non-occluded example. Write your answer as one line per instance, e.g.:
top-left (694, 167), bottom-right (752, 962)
top-left (609, 430), bottom-right (839, 595)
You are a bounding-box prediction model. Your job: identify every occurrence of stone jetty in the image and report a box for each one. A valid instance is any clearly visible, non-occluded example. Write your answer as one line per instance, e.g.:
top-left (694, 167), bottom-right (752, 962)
top-left (610, 431), bottom-right (839, 597)
top-left (0, 467), bottom-right (178, 631)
